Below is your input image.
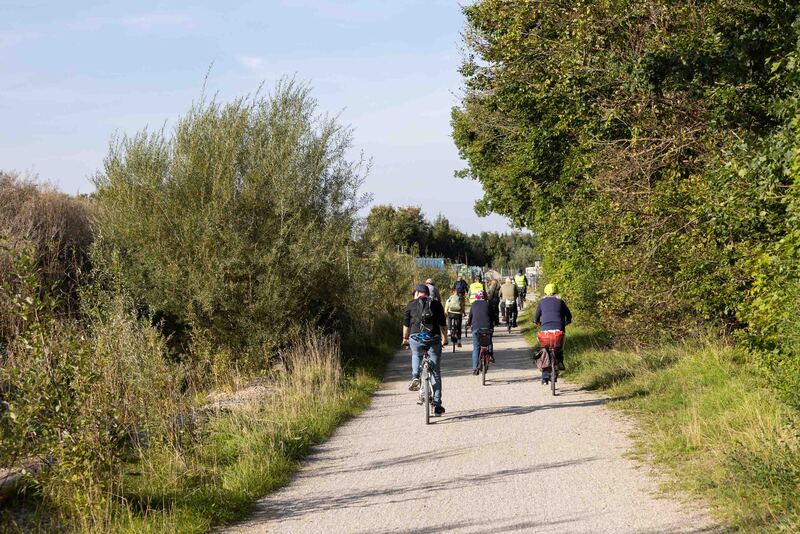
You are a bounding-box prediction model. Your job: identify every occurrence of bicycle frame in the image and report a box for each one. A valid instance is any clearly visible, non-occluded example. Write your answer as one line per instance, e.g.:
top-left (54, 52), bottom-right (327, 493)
top-left (419, 351), bottom-right (435, 424)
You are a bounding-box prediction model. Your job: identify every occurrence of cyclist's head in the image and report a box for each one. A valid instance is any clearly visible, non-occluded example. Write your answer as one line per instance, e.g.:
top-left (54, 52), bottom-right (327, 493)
top-left (425, 278), bottom-right (434, 285)
top-left (475, 291), bottom-right (485, 300)
top-left (544, 283), bottom-right (557, 296)
top-left (517, 269), bottom-right (523, 275)
top-left (506, 277), bottom-right (512, 283)
top-left (414, 283), bottom-right (430, 298)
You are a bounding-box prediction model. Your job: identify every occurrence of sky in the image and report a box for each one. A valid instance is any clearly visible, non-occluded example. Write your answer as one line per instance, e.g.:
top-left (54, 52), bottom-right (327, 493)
top-left (0, 0), bottom-right (513, 233)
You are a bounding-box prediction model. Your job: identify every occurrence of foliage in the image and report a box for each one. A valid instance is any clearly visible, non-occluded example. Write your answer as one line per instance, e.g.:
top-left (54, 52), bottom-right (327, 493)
top-left (453, 0), bottom-right (800, 353)
top-left (0, 251), bottom-right (183, 530)
top-left (0, 172), bottom-right (93, 347)
top-left (361, 204), bottom-right (538, 268)
top-left (93, 80), bottom-right (366, 360)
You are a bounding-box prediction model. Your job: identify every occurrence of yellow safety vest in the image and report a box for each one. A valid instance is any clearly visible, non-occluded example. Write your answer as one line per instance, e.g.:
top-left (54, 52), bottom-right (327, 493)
top-left (514, 274), bottom-right (526, 289)
top-left (468, 282), bottom-right (485, 303)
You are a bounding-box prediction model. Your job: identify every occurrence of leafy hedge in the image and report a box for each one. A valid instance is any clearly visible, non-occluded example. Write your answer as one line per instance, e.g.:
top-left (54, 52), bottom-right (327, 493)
top-left (452, 0), bottom-right (800, 400)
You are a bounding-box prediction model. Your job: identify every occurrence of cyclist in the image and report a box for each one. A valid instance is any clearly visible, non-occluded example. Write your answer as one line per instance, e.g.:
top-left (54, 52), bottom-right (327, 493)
top-left (466, 291), bottom-right (494, 375)
top-left (453, 274), bottom-right (468, 297)
top-left (500, 276), bottom-right (518, 326)
top-left (403, 283), bottom-right (447, 415)
top-left (534, 283), bottom-right (572, 385)
top-left (468, 276), bottom-right (485, 305)
top-left (425, 278), bottom-right (441, 301)
top-left (514, 269), bottom-right (528, 302)
top-left (485, 276), bottom-right (501, 326)
top-left (444, 290), bottom-right (465, 347)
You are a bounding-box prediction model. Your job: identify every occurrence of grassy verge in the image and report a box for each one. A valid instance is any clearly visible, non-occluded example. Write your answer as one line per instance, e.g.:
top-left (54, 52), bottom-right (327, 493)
top-left (522, 313), bottom-right (800, 531)
top-left (108, 320), bottom-right (398, 533)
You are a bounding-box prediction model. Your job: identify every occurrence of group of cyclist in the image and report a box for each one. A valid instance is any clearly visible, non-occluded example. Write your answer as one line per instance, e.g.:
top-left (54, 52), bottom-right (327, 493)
top-left (402, 270), bottom-right (571, 416)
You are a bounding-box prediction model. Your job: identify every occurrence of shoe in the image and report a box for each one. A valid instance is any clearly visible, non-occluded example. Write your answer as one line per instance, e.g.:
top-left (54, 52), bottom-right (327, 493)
top-left (408, 377), bottom-right (420, 391)
top-left (434, 405), bottom-right (445, 416)
top-left (457, 342), bottom-right (462, 347)
top-left (473, 369), bottom-right (480, 376)
top-left (542, 379), bottom-right (549, 385)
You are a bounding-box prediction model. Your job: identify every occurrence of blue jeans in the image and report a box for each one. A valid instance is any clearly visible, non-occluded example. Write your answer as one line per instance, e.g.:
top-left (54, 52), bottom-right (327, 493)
top-left (409, 337), bottom-right (443, 407)
top-left (471, 330), bottom-right (493, 370)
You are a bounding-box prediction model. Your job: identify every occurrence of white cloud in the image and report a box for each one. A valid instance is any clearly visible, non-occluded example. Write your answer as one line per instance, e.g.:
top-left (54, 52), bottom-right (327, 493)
top-left (237, 55), bottom-right (266, 72)
top-left (68, 11), bottom-right (196, 32)
top-left (0, 29), bottom-right (41, 48)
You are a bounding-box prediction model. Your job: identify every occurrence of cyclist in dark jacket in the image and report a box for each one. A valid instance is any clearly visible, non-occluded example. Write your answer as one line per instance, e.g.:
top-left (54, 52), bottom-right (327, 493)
top-left (534, 284), bottom-right (572, 330)
top-left (467, 292), bottom-right (494, 375)
top-left (534, 283), bottom-right (572, 384)
top-left (453, 275), bottom-right (468, 296)
top-left (402, 283), bottom-right (447, 415)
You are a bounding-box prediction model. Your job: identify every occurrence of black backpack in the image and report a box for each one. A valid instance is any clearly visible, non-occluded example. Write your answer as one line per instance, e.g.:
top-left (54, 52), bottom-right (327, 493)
top-left (415, 297), bottom-right (435, 333)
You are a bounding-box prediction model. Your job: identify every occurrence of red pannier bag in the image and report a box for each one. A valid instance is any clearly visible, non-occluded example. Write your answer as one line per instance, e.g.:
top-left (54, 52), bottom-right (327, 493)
top-left (537, 330), bottom-right (564, 350)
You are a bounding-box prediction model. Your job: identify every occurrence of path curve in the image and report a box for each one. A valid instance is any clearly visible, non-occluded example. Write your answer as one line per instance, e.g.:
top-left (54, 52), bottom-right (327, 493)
top-left (224, 327), bottom-right (716, 533)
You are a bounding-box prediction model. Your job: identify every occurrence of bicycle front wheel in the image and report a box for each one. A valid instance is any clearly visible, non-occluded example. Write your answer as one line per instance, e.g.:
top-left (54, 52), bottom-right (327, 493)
top-left (423, 369), bottom-right (431, 424)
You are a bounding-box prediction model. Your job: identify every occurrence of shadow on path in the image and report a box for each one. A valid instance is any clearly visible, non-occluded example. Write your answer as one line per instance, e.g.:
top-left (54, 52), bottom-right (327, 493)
top-left (250, 457), bottom-right (598, 523)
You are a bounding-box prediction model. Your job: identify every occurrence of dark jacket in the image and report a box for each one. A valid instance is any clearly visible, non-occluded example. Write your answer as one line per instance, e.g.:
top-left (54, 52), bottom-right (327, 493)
top-left (467, 299), bottom-right (493, 332)
top-left (453, 279), bottom-right (468, 295)
top-left (403, 297), bottom-right (446, 336)
top-left (534, 296), bottom-right (572, 331)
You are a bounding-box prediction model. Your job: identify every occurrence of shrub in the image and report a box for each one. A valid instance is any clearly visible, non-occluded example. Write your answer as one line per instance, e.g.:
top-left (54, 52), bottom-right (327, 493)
top-left (92, 80), bottom-right (367, 365)
top-left (0, 172), bottom-right (93, 346)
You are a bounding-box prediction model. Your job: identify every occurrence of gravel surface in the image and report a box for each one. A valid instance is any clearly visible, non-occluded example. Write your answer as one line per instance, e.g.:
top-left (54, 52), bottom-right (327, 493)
top-left (223, 328), bottom-right (718, 533)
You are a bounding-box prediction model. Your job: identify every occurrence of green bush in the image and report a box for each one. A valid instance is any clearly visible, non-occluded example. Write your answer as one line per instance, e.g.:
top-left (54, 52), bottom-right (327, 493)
top-left (93, 80), bottom-right (365, 363)
top-left (452, 0), bottom-right (800, 348)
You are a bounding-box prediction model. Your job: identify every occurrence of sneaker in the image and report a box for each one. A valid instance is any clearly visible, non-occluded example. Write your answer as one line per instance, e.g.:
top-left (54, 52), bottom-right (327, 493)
top-left (408, 377), bottom-right (420, 391)
top-left (434, 405), bottom-right (445, 416)
top-left (542, 379), bottom-right (549, 385)
top-left (473, 368), bottom-right (480, 376)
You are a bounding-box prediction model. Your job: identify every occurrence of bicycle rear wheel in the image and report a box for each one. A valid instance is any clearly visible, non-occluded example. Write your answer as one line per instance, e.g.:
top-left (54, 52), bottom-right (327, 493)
top-left (481, 352), bottom-right (487, 386)
top-left (550, 354), bottom-right (557, 396)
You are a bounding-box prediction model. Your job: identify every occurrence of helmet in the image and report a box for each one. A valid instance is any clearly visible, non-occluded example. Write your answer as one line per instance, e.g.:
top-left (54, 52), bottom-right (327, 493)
top-left (544, 283), bottom-right (557, 296)
top-left (475, 291), bottom-right (485, 300)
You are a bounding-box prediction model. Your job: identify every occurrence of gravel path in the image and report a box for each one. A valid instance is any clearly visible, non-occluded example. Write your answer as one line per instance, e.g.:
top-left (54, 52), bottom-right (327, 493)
top-left (224, 327), bottom-right (718, 533)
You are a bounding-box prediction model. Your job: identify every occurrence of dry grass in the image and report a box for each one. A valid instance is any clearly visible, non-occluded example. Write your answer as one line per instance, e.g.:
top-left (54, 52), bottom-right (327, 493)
top-left (0, 172), bottom-right (92, 342)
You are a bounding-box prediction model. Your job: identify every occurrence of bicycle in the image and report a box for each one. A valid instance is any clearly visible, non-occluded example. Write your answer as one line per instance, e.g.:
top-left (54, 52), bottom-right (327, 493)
top-left (504, 299), bottom-right (517, 333)
top-left (448, 314), bottom-right (462, 353)
top-left (476, 328), bottom-right (493, 386)
top-left (404, 339), bottom-right (436, 424)
top-left (536, 330), bottom-right (565, 396)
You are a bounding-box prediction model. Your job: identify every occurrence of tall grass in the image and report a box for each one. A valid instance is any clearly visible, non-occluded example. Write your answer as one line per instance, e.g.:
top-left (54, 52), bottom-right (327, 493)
top-left (522, 314), bottom-right (800, 531)
top-left (109, 329), bottom-right (388, 534)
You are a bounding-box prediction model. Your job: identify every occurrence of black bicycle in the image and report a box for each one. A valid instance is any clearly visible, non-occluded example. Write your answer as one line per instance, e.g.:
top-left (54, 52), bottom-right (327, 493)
top-left (448, 314), bottom-right (461, 353)
top-left (537, 330), bottom-right (565, 396)
top-left (404, 340), bottom-right (436, 424)
top-left (476, 328), bottom-right (493, 386)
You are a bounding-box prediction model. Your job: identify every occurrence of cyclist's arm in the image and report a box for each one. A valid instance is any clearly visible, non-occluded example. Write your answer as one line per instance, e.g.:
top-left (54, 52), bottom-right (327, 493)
top-left (402, 306), bottom-right (411, 343)
top-left (563, 301), bottom-right (573, 326)
top-left (534, 303), bottom-right (542, 325)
